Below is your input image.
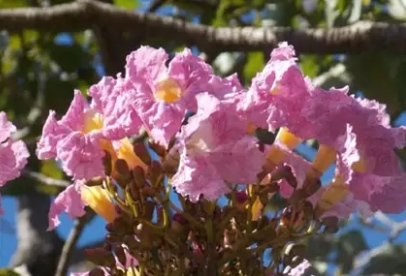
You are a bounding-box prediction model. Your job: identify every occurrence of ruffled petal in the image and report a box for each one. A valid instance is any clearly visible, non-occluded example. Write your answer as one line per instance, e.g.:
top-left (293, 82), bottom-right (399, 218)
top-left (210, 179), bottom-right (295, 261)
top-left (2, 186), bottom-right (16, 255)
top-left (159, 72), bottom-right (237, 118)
top-left (56, 132), bottom-right (105, 180)
top-left (48, 181), bottom-right (86, 230)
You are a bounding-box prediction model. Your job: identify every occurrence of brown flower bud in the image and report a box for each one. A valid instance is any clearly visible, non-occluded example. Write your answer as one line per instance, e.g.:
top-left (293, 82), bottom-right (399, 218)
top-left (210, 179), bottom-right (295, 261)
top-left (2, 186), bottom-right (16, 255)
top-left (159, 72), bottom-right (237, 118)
top-left (89, 267), bottom-right (106, 276)
top-left (141, 186), bottom-right (156, 198)
top-left (162, 147), bottom-right (180, 174)
top-left (85, 176), bottom-right (104, 187)
top-left (147, 161), bottom-right (163, 187)
top-left (123, 235), bottom-right (140, 250)
top-left (133, 142), bottom-right (152, 165)
top-left (322, 216), bottom-right (339, 233)
top-left (85, 248), bottom-right (115, 267)
top-left (102, 150), bottom-right (112, 176)
top-left (115, 159), bottom-right (131, 182)
top-left (131, 166), bottom-right (147, 188)
top-left (106, 233), bottom-right (121, 243)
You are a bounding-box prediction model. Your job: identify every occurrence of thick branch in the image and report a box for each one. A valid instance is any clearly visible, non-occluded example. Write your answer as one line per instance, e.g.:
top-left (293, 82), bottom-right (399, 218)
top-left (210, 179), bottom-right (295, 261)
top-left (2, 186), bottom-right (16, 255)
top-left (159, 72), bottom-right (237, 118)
top-left (1, 0), bottom-right (406, 54)
top-left (10, 191), bottom-right (64, 276)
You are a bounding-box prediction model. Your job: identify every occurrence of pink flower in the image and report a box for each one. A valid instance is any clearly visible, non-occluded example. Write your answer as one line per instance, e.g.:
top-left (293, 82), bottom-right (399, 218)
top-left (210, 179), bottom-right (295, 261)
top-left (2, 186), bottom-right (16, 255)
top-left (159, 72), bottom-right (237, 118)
top-left (0, 112), bottom-right (29, 214)
top-left (124, 46), bottom-right (227, 148)
top-left (172, 93), bottom-right (264, 202)
top-left (48, 180), bottom-right (86, 230)
top-left (338, 125), bottom-right (406, 213)
top-left (37, 88), bottom-right (141, 180)
top-left (239, 42), bottom-right (311, 133)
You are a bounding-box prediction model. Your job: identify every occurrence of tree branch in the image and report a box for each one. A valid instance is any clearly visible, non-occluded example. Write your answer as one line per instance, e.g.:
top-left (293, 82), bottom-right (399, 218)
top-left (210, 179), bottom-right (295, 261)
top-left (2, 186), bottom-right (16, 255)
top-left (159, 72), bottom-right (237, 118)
top-left (22, 170), bottom-right (70, 187)
top-left (1, 0), bottom-right (406, 54)
top-left (55, 216), bottom-right (87, 276)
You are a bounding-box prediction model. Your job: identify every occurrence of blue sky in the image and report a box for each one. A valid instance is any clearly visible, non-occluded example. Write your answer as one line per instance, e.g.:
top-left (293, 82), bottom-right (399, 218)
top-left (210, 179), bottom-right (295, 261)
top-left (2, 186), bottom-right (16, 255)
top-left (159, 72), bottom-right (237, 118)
top-left (2, 0), bottom-right (406, 273)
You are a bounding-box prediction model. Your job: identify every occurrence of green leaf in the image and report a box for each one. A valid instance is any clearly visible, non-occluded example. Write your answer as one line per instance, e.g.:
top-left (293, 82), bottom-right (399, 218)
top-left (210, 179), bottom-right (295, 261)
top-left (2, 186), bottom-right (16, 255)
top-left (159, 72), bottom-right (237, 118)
top-left (47, 44), bottom-right (93, 73)
top-left (243, 52), bottom-right (264, 84)
top-left (362, 244), bottom-right (406, 274)
top-left (345, 52), bottom-right (406, 116)
top-left (0, 0), bottom-right (27, 8)
top-left (0, 269), bottom-right (21, 276)
top-left (114, 0), bottom-right (139, 10)
top-left (299, 55), bottom-right (320, 78)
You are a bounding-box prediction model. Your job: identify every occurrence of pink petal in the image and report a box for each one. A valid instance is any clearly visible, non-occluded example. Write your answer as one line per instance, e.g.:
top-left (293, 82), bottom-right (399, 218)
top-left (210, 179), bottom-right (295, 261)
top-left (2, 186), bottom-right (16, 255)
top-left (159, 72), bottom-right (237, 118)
top-left (0, 111), bottom-right (16, 143)
top-left (48, 181), bottom-right (86, 230)
top-left (37, 111), bottom-right (69, 160)
top-left (59, 90), bottom-right (89, 131)
top-left (56, 132), bottom-right (105, 180)
top-left (172, 155), bottom-right (229, 202)
top-left (125, 46), bottom-right (168, 84)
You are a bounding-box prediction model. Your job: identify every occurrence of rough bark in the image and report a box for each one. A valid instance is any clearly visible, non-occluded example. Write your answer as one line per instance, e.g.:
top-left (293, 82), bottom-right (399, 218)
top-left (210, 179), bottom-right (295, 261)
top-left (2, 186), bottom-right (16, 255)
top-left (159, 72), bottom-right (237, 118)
top-left (0, 0), bottom-right (406, 54)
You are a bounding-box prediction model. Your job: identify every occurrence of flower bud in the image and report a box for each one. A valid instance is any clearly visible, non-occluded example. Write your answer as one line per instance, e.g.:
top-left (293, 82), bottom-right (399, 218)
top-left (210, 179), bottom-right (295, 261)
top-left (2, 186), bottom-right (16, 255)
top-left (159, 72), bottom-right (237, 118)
top-left (115, 158), bottom-right (131, 185)
top-left (147, 161), bottom-right (163, 187)
top-left (133, 142), bottom-right (152, 165)
top-left (123, 235), bottom-right (140, 250)
top-left (81, 186), bottom-right (117, 223)
top-left (85, 248), bottom-right (115, 267)
top-left (162, 147), bottom-right (180, 174)
top-left (131, 166), bottom-right (147, 188)
top-left (105, 216), bottom-right (132, 235)
top-left (322, 216), bottom-right (339, 233)
top-left (89, 267), bottom-right (106, 276)
top-left (85, 176), bottom-right (104, 187)
top-left (141, 186), bottom-right (156, 198)
top-left (102, 150), bottom-right (113, 176)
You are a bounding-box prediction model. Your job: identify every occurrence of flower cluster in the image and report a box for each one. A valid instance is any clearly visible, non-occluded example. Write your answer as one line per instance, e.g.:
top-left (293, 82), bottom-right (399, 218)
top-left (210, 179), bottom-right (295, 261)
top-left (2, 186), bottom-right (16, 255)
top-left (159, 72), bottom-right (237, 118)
top-left (0, 112), bottom-right (29, 214)
top-left (31, 43), bottom-right (406, 275)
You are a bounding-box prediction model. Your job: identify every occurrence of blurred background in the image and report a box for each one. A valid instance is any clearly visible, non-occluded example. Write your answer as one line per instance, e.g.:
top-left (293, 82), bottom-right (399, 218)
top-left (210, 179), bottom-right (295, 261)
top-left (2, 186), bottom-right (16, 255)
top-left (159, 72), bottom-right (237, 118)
top-left (1, 0), bottom-right (406, 275)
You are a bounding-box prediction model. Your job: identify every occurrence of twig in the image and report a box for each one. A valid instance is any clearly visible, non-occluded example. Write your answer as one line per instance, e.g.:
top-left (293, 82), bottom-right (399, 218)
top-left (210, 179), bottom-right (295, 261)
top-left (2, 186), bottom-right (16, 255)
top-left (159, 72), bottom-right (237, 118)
top-left (1, 1), bottom-right (406, 53)
top-left (22, 170), bottom-right (70, 187)
top-left (54, 216), bottom-right (87, 276)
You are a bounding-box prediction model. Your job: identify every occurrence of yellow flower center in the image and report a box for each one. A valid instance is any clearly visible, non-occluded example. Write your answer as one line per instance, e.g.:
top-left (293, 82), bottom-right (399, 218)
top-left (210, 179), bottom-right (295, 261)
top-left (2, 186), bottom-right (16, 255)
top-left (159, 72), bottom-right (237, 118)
top-left (270, 88), bottom-right (279, 95)
top-left (154, 78), bottom-right (183, 103)
top-left (117, 138), bottom-right (148, 171)
top-left (83, 109), bottom-right (104, 133)
top-left (81, 185), bottom-right (117, 223)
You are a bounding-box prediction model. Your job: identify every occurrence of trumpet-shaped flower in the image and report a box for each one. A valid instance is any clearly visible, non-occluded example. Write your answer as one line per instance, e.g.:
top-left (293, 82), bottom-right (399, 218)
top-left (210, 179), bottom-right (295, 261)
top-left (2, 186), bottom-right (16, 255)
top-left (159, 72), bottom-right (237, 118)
top-left (37, 89), bottom-right (142, 180)
top-left (0, 112), bottom-right (29, 214)
top-left (172, 93), bottom-right (264, 202)
top-left (338, 125), bottom-right (406, 213)
top-left (124, 46), bottom-right (233, 148)
top-left (48, 180), bottom-right (117, 230)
